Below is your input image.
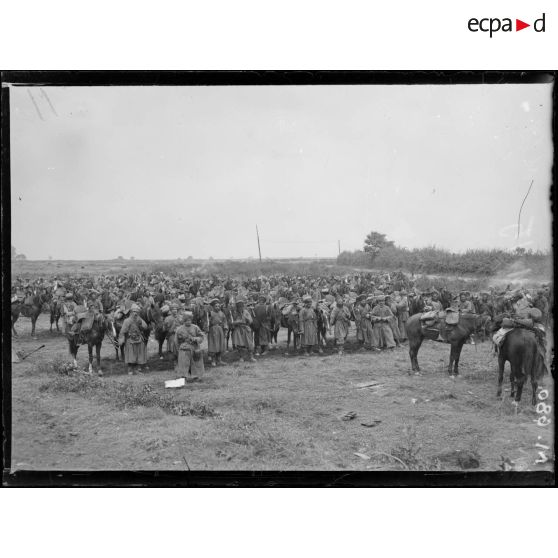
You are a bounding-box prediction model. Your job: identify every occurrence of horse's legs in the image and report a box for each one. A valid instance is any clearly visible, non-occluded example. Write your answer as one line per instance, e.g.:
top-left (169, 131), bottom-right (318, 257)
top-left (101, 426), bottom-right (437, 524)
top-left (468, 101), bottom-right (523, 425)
top-left (158, 338), bottom-right (164, 359)
top-left (513, 364), bottom-right (525, 403)
top-left (452, 341), bottom-right (465, 375)
top-left (530, 371), bottom-right (538, 406)
top-left (87, 344), bottom-right (94, 374)
top-left (31, 315), bottom-right (38, 338)
top-left (496, 352), bottom-right (506, 398)
top-left (69, 341), bottom-right (78, 368)
top-left (96, 343), bottom-right (103, 376)
top-left (286, 327), bottom-right (291, 352)
top-left (408, 334), bottom-right (423, 372)
top-left (12, 320), bottom-right (18, 337)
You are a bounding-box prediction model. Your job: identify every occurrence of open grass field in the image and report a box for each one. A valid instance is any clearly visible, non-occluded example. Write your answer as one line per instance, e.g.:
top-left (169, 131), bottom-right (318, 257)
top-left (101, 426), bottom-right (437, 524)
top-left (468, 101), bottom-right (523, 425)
top-left (10, 312), bottom-right (554, 474)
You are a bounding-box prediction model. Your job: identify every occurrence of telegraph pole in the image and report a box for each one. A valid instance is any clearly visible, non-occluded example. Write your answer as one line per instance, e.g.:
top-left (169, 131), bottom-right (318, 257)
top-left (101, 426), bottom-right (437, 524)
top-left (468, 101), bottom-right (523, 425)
top-left (256, 225), bottom-right (262, 262)
top-left (338, 240), bottom-right (341, 255)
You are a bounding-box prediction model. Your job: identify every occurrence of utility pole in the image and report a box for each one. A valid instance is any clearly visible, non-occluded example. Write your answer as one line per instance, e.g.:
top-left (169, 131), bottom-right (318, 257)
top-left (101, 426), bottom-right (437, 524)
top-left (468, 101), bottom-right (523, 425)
top-left (256, 225), bottom-right (262, 262)
top-left (338, 240), bottom-right (341, 255)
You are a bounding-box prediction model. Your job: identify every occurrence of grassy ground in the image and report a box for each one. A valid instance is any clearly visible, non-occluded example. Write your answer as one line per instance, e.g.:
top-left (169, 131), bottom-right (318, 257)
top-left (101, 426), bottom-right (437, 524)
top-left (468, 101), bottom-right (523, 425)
top-left (10, 313), bottom-right (554, 472)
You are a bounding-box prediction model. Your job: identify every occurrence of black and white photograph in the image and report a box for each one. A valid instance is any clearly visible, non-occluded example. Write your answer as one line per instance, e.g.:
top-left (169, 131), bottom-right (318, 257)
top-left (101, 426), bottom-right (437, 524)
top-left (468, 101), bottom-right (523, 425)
top-left (3, 73), bottom-right (554, 484)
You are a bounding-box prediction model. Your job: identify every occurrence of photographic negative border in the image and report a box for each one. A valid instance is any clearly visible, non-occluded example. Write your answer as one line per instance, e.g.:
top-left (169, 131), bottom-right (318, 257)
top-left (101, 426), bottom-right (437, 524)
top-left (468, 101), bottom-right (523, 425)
top-left (1, 70), bottom-right (555, 487)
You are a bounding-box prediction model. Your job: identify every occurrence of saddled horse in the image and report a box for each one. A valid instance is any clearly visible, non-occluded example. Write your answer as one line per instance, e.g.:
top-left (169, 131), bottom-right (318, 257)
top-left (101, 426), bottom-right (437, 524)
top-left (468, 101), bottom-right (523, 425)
top-left (406, 311), bottom-right (484, 376)
top-left (67, 313), bottom-right (116, 376)
top-left (12, 291), bottom-right (50, 338)
top-left (496, 328), bottom-right (547, 405)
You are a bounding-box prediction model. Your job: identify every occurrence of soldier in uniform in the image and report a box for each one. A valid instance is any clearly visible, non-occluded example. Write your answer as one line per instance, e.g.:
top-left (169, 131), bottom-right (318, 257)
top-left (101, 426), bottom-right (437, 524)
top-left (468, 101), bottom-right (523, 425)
top-left (457, 291), bottom-right (475, 313)
top-left (533, 289), bottom-right (550, 328)
top-left (353, 294), bottom-right (367, 350)
top-left (477, 291), bottom-right (494, 318)
top-left (118, 304), bottom-right (149, 375)
top-left (330, 298), bottom-right (351, 355)
top-left (395, 290), bottom-right (410, 342)
top-left (175, 312), bottom-right (205, 380)
top-left (299, 295), bottom-right (321, 356)
top-left (207, 299), bottom-right (228, 366)
top-left (429, 290), bottom-right (444, 312)
top-left (253, 295), bottom-right (272, 356)
top-left (61, 292), bottom-right (77, 334)
top-left (370, 295), bottom-right (396, 349)
top-left (230, 297), bottom-right (256, 362)
top-left (163, 303), bottom-right (180, 368)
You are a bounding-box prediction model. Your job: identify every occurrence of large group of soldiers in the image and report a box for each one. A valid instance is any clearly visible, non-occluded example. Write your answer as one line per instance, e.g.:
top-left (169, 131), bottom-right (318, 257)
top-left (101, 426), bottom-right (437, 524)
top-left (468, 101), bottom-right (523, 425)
top-left (11, 270), bottom-right (552, 378)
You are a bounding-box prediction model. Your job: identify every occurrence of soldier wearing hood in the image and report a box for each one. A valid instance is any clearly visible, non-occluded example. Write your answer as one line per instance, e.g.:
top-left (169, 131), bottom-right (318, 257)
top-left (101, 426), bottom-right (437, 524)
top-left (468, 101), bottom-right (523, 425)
top-left (118, 304), bottom-right (149, 374)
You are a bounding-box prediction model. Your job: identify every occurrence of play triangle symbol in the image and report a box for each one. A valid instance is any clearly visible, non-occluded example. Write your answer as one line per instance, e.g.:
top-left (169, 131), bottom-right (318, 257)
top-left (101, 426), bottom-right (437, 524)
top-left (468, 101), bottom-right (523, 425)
top-left (516, 19), bottom-right (530, 31)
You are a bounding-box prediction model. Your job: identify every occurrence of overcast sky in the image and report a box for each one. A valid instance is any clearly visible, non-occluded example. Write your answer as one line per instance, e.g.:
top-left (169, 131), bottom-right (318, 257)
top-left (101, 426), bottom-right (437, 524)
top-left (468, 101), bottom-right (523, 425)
top-left (9, 83), bottom-right (553, 260)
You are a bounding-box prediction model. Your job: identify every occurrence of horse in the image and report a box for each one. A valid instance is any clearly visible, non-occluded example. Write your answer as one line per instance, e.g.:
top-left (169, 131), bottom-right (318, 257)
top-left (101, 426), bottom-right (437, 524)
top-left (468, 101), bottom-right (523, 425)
top-left (67, 313), bottom-right (115, 376)
top-left (316, 307), bottom-right (331, 349)
top-left (49, 299), bottom-right (62, 332)
top-left (12, 291), bottom-right (50, 338)
top-left (148, 304), bottom-right (167, 359)
top-left (406, 312), bottom-right (484, 376)
top-left (281, 310), bottom-right (301, 353)
top-left (408, 294), bottom-right (425, 316)
top-left (496, 328), bottom-right (547, 406)
top-left (269, 302), bottom-right (283, 348)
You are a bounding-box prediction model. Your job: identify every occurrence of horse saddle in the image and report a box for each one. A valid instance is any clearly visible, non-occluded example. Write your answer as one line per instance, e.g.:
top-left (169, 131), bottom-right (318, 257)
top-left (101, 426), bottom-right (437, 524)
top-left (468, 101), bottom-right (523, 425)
top-left (420, 311), bottom-right (447, 342)
top-left (444, 310), bottom-right (459, 325)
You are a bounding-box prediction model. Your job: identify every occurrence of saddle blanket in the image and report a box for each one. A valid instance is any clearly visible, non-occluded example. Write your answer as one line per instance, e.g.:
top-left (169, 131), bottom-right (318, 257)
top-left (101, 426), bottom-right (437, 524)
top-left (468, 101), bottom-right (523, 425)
top-left (493, 327), bottom-right (512, 347)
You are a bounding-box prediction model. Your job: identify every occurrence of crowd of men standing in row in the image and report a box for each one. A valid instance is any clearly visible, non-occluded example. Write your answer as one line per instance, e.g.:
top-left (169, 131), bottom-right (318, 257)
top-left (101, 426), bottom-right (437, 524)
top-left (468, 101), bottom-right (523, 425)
top-left (11, 271), bottom-right (552, 378)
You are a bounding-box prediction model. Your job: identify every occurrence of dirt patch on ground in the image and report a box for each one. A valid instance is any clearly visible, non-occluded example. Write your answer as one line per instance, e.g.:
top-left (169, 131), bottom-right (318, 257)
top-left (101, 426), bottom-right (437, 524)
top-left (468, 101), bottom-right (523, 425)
top-left (9, 314), bottom-right (555, 473)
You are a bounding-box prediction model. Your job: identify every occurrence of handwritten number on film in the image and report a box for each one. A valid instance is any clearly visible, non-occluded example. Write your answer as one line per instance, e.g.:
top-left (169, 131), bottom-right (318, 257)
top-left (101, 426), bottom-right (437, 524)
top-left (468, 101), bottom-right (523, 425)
top-left (534, 389), bottom-right (551, 464)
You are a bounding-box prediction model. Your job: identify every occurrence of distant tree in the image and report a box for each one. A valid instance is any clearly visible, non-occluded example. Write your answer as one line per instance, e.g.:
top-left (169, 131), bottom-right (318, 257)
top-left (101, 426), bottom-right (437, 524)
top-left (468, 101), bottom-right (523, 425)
top-left (48, 255), bottom-right (52, 260)
top-left (130, 256), bottom-right (135, 260)
top-left (15, 253), bottom-right (27, 261)
top-left (11, 245), bottom-right (17, 259)
top-left (208, 256), bottom-right (214, 261)
top-left (363, 231), bottom-right (395, 263)
top-left (187, 256), bottom-right (193, 261)
top-left (117, 256), bottom-right (124, 260)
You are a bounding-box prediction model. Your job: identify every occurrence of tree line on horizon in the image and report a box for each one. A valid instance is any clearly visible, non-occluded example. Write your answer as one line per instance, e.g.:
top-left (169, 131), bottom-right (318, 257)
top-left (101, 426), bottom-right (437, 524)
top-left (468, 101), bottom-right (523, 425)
top-left (336, 231), bottom-right (551, 276)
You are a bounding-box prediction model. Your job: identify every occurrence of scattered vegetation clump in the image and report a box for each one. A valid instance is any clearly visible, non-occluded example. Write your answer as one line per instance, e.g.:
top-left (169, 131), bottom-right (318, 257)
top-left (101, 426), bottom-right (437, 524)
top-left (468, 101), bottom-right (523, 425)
top-left (109, 383), bottom-right (218, 418)
top-left (391, 424), bottom-right (423, 469)
top-left (32, 356), bottom-right (72, 376)
top-left (38, 371), bottom-right (218, 418)
top-left (39, 373), bottom-right (104, 395)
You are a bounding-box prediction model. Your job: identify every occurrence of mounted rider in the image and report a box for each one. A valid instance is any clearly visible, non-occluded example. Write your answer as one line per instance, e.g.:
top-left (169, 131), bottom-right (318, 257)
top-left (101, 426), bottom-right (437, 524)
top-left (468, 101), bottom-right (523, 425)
top-left (61, 292), bottom-right (77, 333)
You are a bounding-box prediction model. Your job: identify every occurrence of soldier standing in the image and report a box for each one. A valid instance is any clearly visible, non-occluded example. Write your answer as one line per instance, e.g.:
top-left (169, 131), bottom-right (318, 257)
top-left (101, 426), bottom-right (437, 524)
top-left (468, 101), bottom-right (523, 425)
top-left (299, 295), bottom-right (321, 356)
top-left (207, 299), bottom-right (228, 366)
top-left (118, 304), bottom-right (149, 375)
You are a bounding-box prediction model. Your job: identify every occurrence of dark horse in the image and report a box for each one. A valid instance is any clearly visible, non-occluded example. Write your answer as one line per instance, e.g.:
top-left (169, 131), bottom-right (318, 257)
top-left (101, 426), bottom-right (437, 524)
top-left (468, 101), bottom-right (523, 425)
top-left (406, 312), bottom-right (483, 376)
top-left (496, 328), bottom-right (547, 406)
top-left (49, 299), bottom-right (62, 332)
top-left (68, 314), bottom-right (115, 376)
top-left (281, 310), bottom-right (301, 353)
top-left (12, 291), bottom-right (50, 338)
